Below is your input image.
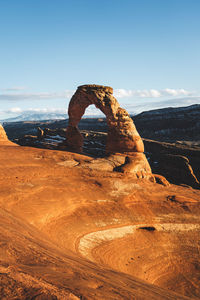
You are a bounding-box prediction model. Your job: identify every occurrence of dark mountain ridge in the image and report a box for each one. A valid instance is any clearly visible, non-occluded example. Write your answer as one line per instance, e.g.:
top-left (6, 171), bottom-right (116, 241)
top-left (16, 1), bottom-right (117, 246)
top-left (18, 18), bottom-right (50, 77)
top-left (133, 104), bottom-right (200, 143)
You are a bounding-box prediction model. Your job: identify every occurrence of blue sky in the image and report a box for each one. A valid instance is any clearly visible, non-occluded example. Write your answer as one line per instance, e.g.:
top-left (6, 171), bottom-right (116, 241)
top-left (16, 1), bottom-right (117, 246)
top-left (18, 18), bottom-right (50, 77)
top-left (0, 0), bottom-right (200, 119)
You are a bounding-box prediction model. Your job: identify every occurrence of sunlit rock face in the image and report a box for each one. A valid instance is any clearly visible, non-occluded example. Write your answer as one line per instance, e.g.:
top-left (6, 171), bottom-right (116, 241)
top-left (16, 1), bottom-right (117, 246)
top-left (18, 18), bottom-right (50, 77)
top-left (65, 84), bottom-right (152, 179)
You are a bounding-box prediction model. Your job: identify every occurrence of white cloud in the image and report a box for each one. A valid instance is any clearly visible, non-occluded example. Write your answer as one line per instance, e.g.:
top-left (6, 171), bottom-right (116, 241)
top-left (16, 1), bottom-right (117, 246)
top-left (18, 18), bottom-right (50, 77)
top-left (149, 89), bottom-right (161, 98)
top-left (114, 89), bottom-right (133, 98)
top-left (114, 88), bottom-right (193, 98)
top-left (9, 107), bottom-right (23, 113)
top-left (162, 88), bottom-right (192, 97)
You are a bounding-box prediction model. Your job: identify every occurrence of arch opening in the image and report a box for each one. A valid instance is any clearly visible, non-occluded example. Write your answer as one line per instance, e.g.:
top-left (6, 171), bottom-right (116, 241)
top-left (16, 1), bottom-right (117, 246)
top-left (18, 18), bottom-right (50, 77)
top-left (79, 105), bottom-right (107, 157)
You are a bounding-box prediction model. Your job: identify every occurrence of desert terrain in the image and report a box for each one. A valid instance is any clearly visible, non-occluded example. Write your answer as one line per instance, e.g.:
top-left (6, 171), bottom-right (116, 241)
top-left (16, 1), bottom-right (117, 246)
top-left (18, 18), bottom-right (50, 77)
top-left (0, 87), bottom-right (200, 299)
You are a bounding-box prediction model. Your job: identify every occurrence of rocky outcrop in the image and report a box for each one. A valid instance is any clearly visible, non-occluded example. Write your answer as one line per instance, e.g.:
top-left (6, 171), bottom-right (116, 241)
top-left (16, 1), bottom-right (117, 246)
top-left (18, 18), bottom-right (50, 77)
top-left (65, 84), bottom-right (152, 179)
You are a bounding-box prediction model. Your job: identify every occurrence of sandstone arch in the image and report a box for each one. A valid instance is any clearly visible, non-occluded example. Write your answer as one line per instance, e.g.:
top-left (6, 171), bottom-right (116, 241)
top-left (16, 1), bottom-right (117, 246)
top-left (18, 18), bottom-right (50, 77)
top-left (66, 84), bottom-right (144, 154)
top-left (65, 85), bottom-right (153, 179)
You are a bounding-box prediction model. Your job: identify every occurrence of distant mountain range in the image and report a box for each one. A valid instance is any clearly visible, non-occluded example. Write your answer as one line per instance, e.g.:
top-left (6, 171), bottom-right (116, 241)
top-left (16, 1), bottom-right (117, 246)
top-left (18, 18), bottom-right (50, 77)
top-left (0, 112), bottom-right (67, 122)
top-left (1, 103), bottom-right (200, 123)
top-left (0, 111), bottom-right (106, 122)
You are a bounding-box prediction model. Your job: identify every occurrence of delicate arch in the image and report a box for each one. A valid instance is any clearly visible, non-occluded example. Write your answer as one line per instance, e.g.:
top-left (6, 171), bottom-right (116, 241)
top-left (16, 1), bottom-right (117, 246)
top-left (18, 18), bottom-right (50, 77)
top-left (66, 84), bottom-right (144, 154)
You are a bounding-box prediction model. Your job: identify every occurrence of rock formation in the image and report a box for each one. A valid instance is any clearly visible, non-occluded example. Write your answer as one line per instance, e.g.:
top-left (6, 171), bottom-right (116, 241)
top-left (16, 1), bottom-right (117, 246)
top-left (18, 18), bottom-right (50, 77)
top-left (66, 84), bottom-right (152, 178)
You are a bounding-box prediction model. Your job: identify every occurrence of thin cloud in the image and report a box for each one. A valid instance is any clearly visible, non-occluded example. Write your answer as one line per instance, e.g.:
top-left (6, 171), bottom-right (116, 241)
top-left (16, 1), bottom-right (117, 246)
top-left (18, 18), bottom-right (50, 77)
top-left (0, 90), bottom-right (74, 101)
top-left (125, 96), bottom-right (200, 114)
top-left (0, 88), bottom-right (195, 102)
top-left (2, 86), bottom-right (28, 91)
